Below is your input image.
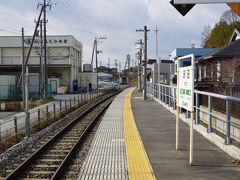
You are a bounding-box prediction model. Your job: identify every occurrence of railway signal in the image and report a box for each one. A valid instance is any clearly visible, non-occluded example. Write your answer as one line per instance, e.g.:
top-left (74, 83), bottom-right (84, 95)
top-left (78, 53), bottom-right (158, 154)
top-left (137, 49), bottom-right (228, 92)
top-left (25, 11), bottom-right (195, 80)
top-left (170, 0), bottom-right (240, 16)
top-left (170, 0), bottom-right (195, 16)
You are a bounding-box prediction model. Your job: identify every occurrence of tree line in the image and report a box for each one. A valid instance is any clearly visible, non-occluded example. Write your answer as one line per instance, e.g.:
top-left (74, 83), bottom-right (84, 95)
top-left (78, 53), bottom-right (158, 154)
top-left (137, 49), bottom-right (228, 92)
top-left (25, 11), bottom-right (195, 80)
top-left (201, 10), bottom-right (240, 48)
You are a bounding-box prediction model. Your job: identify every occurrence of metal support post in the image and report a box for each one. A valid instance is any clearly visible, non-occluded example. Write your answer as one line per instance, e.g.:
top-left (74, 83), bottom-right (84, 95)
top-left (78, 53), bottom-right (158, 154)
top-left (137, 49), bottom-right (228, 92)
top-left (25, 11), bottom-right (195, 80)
top-left (65, 100), bottom-right (67, 112)
top-left (60, 101), bottom-right (62, 115)
top-left (53, 103), bottom-right (56, 119)
top-left (168, 87), bottom-right (171, 107)
top-left (195, 93), bottom-right (199, 124)
top-left (159, 85), bottom-right (160, 99)
top-left (25, 66), bottom-right (30, 137)
top-left (14, 117), bottom-right (18, 142)
top-left (38, 109), bottom-right (40, 122)
top-left (173, 88), bottom-right (176, 110)
top-left (189, 111), bottom-right (194, 166)
top-left (225, 100), bottom-right (232, 144)
top-left (207, 95), bottom-right (212, 133)
top-left (78, 95), bottom-right (80, 105)
top-left (46, 105), bottom-right (49, 120)
top-left (164, 86), bottom-right (166, 103)
top-left (25, 112), bottom-right (30, 137)
top-left (176, 105), bottom-right (179, 150)
top-left (0, 122), bottom-right (1, 141)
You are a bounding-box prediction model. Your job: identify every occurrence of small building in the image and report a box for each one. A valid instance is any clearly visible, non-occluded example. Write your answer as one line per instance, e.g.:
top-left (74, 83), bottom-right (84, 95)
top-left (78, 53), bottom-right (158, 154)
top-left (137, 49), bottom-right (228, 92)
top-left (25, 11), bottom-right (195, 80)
top-left (98, 72), bottom-right (113, 82)
top-left (0, 75), bottom-right (18, 100)
top-left (95, 66), bottom-right (112, 74)
top-left (0, 35), bottom-right (82, 95)
top-left (148, 59), bottom-right (174, 85)
top-left (198, 39), bottom-right (240, 96)
top-left (170, 48), bottom-right (217, 85)
top-left (79, 72), bottom-right (97, 92)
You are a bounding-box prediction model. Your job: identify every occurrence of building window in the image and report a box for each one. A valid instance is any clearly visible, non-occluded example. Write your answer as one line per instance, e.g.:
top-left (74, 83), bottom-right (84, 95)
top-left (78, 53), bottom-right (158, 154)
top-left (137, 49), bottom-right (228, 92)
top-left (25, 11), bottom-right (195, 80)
top-left (217, 61), bottom-right (221, 81)
top-left (160, 73), bottom-right (168, 84)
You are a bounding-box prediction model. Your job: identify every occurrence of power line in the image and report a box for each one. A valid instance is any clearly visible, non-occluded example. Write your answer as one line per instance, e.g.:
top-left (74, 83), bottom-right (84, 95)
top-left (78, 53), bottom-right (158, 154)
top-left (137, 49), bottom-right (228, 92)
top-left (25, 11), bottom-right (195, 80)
top-left (0, 28), bottom-right (20, 35)
top-left (140, 0), bottom-right (151, 26)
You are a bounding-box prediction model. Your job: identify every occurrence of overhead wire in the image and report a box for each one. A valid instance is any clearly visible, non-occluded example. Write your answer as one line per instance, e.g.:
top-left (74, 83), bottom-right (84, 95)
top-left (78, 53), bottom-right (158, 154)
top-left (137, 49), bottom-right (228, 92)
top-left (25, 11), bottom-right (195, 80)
top-left (140, 0), bottom-right (151, 26)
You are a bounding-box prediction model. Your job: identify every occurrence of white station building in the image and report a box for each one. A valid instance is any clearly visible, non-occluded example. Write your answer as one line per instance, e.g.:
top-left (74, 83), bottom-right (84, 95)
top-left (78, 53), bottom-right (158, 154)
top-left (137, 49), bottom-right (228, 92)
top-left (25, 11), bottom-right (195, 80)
top-left (0, 35), bottom-right (82, 93)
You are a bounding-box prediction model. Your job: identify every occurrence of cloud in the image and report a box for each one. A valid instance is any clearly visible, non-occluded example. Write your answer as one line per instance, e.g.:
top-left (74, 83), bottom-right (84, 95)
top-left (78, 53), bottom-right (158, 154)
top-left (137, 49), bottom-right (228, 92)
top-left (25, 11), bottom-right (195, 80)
top-left (0, 0), bottom-right (230, 67)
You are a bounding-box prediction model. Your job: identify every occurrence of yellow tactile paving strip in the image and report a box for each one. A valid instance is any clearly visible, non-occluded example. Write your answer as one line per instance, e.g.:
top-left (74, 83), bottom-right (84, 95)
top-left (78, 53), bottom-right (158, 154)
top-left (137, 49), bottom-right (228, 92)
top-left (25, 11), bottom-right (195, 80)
top-left (124, 88), bottom-right (156, 180)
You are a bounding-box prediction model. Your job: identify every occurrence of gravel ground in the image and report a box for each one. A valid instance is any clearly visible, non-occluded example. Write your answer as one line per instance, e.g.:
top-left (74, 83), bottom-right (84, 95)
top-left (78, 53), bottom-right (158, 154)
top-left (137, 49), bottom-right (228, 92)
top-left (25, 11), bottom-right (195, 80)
top-left (62, 120), bottom-right (100, 179)
top-left (0, 103), bottom-right (91, 178)
top-left (0, 94), bottom-right (112, 179)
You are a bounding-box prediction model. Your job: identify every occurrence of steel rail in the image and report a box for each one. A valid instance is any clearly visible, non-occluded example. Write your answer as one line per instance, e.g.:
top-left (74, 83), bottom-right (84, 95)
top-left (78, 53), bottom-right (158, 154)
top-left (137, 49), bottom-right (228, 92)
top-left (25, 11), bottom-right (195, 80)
top-left (5, 90), bottom-right (120, 180)
top-left (51, 100), bottom-right (112, 180)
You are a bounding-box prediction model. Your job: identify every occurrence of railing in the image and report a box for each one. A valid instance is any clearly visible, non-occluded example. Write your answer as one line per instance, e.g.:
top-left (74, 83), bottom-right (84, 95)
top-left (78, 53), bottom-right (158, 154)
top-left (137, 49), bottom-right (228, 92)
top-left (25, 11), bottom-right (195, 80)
top-left (0, 87), bottom-right (115, 151)
top-left (147, 82), bottom-right (240, 145)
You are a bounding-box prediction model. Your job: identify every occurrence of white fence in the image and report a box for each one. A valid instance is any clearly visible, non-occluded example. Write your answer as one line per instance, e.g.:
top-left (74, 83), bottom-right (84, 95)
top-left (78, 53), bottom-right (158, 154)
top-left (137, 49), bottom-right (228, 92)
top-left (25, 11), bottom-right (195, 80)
top-left (147, 82), bottom-right (240, 144)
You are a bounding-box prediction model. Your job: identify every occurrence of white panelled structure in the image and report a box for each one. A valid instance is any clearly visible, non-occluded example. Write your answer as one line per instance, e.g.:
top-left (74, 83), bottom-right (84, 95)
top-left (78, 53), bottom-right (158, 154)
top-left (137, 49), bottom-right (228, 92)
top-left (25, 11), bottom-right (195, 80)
top-left (0, 35), bottom-right (82, 93)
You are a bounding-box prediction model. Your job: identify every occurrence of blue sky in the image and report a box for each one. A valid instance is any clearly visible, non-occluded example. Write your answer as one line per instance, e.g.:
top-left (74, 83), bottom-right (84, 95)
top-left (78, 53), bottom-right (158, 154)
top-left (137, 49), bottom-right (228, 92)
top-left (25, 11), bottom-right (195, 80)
top-left (0, 0), bottom-right (229, 68)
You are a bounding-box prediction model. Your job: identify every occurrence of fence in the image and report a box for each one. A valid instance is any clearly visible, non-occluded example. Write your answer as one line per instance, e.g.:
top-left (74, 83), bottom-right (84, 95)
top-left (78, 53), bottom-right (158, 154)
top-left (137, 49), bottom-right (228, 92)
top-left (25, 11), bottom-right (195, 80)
top-left (0, 87), bottom-right (115, 152)
top-left (147, 82), bottom-right (240, 145)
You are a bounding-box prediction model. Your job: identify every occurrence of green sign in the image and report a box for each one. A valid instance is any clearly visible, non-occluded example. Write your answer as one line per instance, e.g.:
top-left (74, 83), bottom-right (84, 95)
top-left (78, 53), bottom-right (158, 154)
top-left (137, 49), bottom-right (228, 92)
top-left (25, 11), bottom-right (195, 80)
top-left (180, 89), bottom-right (191, 96)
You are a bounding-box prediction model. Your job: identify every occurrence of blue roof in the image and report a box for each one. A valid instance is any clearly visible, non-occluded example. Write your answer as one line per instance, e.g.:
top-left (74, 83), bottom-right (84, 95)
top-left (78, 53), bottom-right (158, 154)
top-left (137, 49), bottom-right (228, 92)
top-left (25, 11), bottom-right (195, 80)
top-left (170, 48), bottom-right (217, 59)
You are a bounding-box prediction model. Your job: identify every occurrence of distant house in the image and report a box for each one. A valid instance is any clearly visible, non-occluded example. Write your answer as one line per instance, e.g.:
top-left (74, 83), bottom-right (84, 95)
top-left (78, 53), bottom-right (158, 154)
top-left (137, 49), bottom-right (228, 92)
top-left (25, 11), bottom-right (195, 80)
top-left (98, 72), bottom-right (113, 82)
top-left (170, 47), bottom-right (217, 85)
top-left (95, 66), bottom-right (112, 74)
top-left (149, 59), bottom-right (174, 85)
top-left (197, 34), bottom-right (240, 96)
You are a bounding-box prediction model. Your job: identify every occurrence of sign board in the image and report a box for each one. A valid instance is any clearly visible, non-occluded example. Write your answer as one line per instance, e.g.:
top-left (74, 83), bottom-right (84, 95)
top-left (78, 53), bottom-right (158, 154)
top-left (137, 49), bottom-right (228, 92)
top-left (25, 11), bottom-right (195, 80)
top-left (177, 54), bottom-right (195, 112)
top-left (170, 0), bottom-right (195, 16)
top-left (227, 3), bottom-right (240, 16)
top-left (174, 0), bottom-right (240, 4)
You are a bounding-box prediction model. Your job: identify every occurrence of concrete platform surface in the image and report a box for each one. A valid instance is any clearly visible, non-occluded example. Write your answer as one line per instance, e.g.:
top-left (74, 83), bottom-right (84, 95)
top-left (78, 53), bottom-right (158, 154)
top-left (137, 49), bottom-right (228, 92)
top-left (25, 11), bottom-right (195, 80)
top-left (131, 90), bottom-right (240, 180)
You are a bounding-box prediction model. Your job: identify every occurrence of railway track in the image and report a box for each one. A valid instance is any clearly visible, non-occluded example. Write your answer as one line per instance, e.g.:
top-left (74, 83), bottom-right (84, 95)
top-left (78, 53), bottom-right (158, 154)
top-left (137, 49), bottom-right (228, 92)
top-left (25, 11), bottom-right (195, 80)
top-left (4, 90), bottom-right (120, 180)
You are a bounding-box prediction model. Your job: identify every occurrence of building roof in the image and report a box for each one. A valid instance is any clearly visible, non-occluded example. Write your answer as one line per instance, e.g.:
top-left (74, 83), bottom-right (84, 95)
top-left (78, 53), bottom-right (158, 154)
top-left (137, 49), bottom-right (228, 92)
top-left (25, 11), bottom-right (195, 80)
top-left (199, 39), bottom-right (240, 61)
top-left (147, 59), bottom-right (157, 64)
top-left (0, 35), bottom-right (82, 50)
top-left (97, 66), bottom-right (110, 70)
top-left (170, 48), bottom-right (216, 60)
top-left (160, 60), bottom-right (174, 64)
top-left (98, 72), bottom-right (113, 77)
top-left (229, 28), bottom-right (240, 43)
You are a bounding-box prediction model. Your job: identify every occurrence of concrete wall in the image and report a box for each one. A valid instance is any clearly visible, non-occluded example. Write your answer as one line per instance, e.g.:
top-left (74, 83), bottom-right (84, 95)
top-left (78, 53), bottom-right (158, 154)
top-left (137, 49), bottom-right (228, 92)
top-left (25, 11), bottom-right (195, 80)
top-left (0, 35), bottom-right (82, 93)
top-left (79, 73), bottom-right (97, 91)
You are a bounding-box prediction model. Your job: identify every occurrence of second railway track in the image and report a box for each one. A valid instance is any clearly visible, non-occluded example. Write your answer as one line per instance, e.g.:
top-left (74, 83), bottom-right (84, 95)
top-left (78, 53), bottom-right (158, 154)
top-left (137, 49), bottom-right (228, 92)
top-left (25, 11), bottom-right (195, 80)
top-left (4, 90), bottom-right (121, 180)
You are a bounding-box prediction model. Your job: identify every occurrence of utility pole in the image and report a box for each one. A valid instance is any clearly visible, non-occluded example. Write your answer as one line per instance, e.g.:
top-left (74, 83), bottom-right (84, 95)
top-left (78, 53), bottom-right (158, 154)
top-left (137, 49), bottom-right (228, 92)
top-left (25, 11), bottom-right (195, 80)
top-left (35, 0), bottom-right (51, 99)
top-left (135, 39), bottom-right (143, 92)
top-left (22, 28), bottom-right (30, 137)
top-left (114, 59), bottom-right (118, 69)
top-left (126, 54), bottom-right (131, 84)
top-left (21, 28), bottom-right (25, 111)
top-left (95, 38), bottom-right (98, 89)
top-left (108, 58), bottom-right (111, 68)
top-left (154, 25), bottom-right (161, 84)
top-left (136, 26), bottom-right (150, 100)
top-left (118, 62), bottom-right (121, 80)
top-left (43, 0), bottom-right (48, 99)
top-left (154, 25), bottom-right (160, 61)
top-left (40, 20), bottom-right (44, 98)
top-left (91, 40), bottom-right (96, 65)
top-left (94, 36), bottom-right (107, 89)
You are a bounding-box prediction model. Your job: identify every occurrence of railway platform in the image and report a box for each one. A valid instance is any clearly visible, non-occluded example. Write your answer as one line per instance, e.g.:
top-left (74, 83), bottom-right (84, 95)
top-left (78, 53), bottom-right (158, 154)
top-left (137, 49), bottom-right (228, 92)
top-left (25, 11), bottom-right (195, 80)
top-left (78, 87), bottom-right (240, 180)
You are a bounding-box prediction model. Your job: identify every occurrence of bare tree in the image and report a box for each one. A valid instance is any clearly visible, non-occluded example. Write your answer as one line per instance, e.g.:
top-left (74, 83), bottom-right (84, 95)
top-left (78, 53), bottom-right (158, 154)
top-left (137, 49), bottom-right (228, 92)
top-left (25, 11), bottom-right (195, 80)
top-left (220, 10), bottom-right (240, 24)
top-left (201, 25), bottom-right (211, 47)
